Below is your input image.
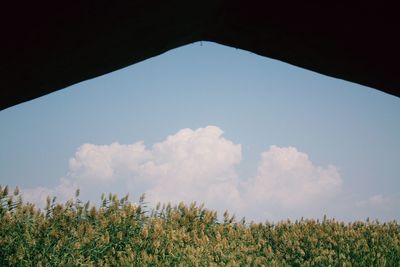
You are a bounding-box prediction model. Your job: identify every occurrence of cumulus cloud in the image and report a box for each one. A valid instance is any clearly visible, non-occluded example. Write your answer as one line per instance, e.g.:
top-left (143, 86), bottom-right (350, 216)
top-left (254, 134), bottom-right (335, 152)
top-left (22, 178), bottom-right (77, 206)
top-left (132, 126), bottom-right (243, 210)
top-left (243, 146), bottom-right (342, 220)
top-left (25, 125), bottom-right (394, 221)
top-left (23, 126), bottom-right (242, 213)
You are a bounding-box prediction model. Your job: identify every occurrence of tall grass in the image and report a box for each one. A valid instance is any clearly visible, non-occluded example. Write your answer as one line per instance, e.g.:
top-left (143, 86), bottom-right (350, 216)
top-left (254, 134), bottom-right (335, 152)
top-left (1, 185), bottom-right (399, 266)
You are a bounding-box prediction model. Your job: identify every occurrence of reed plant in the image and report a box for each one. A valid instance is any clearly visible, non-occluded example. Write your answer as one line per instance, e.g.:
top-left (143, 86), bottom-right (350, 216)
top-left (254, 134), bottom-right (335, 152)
top-left (1, 185), bottom-right (399, 266)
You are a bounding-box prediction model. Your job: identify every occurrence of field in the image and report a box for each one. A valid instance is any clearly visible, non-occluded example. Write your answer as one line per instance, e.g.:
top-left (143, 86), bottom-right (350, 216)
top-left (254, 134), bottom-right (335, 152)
top-left (1, 185), bottom-right (399, 266)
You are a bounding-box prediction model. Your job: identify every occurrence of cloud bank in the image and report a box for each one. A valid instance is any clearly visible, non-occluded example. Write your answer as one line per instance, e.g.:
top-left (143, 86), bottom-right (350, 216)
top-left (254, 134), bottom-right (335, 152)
top-left (21, 126), bottom-right (398, 221)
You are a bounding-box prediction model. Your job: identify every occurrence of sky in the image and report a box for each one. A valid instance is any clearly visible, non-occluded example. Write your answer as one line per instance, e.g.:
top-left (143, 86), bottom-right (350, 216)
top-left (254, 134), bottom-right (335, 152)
top-left (1, 42), bottom-right (399, 222)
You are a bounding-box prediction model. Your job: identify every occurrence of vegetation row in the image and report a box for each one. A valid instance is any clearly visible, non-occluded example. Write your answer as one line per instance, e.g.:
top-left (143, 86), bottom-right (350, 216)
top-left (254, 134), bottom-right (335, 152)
top-left (1, 185), bottom-right (399, 266)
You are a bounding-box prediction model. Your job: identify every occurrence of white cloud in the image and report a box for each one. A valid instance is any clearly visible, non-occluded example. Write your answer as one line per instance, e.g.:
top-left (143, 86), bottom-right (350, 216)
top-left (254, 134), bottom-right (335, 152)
top-left (23, 125), bottom-right (398, 222)
top-left (243, 146), bottom-right (342, 219)
top-left (22, 178), bottom-right (77, 207)
top-left (133, 126), bottom-right (243, 210)
top-left (22, 126), bottom-right (242, 213)
top-left (22, 186), bottom-right (54, 206)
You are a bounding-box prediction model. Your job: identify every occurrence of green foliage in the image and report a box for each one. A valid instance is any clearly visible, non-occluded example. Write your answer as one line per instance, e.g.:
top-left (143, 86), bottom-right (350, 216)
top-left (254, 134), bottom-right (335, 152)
top-left (1, 185), bottom-right (399, 266)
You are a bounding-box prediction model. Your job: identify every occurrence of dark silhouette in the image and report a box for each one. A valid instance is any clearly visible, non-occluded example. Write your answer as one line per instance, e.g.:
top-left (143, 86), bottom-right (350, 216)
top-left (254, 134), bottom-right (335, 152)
top-left (1, 1), bottom-right (399, 110)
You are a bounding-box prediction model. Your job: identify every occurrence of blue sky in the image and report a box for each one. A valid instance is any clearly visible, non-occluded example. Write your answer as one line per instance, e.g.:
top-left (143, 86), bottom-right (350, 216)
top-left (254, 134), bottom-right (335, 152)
top-left (1, 42), bottom-right (399, 222)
